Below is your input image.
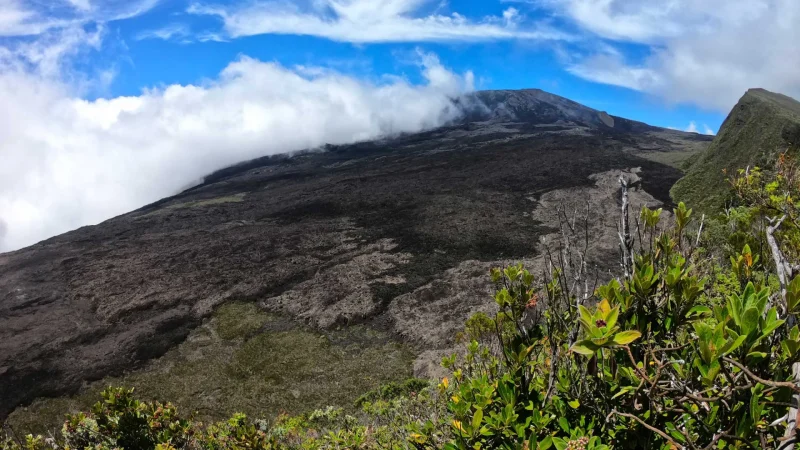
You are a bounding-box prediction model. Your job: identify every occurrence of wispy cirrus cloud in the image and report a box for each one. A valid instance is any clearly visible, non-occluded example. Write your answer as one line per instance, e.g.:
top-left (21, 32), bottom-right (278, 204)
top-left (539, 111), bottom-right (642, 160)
top-left (135, 23), bottom-right (191, 42)
top-left (187, 0), bottom-right (573, 43)
top-left (0, 0), bottom-right (160, 36)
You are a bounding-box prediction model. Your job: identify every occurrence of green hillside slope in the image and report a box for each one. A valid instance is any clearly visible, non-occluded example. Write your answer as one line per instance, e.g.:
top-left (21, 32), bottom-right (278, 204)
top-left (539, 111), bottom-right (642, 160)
top-left (671, 88), bottom-right (800, 211)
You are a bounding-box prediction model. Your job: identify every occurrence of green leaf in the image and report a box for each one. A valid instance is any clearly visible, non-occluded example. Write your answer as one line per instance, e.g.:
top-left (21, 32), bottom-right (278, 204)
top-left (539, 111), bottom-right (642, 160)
top-left (579, 305), bottom-right (593, 326)
top-left (611, 386), bottom-right (636, 400)
top-left (753, 287), bottom-right (769, 315)
top-left (741, 307), bottom-right (760, 337)
top-left (571, 341), bottom-right (598, 356)
top-left (747, 351), bottom-right (768, 360)
top-left (727, 295), bottom-right (742, 328)
top-left (538, 435), bottom-right (553, 450)
top-left (720, 335), bottom-right (748, 357)
top-left (568, 400), bottom-right (580, 409)
top-left (665, 422), bottom-right (687, 443)
top-left (611, 330), bottom-right (642, 346)
top-left (750, 385), bottom-right (764, 422)
top-left (686, 306), bottom-right (712, 318)
top-left (552, 437), bottom-right (568, 450)
top-left (472, 408), bottom-right (483, 432)
top-left (759, 309), bottom-right (785, 339)
top-left (606, 306), bottom-right (620, 330)
top-left (742, 282), bottom-right (756, 307)
top-left (783, 339), bottom-right (800, 357)
top-left (558, 417), bottom-right (570, 433)
top-left (591, 336), bottom-right (612, 347)
top-left (788, 276), bottom-right (800, 311)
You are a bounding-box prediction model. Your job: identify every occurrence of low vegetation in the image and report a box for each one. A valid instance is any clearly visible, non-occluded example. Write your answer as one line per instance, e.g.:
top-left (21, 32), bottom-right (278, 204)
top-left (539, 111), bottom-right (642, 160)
top-left (6, 303), bottom-right (414, 435)
top-left (7, 156), bottom-right (800, 449)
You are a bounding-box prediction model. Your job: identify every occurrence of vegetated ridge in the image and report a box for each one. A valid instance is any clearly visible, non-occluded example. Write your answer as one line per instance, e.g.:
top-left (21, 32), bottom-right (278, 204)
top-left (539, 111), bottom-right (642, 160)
top-left (672, 88), bottom-right (800, 211)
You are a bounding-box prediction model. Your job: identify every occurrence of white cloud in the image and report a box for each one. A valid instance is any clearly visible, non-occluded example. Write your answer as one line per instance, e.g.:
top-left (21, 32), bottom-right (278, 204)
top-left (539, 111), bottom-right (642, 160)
top-left (65, 0), bottom-right (92, 12)
top-left (0, 25), bottom-right (105, 79)
top-left (0, 48), bottom-right (474, 252)
top-left (682, 121), bottom-right (715, 135)
top-left (542, 0), bottom-right (768, 43)
top-left (0, 0), bottom-right (69, 36)
top-left (0, 0), bottom-right (159, 36)
top-left (566, 52), bottom-right (661, 92)
top-left (187, 0), bottom-right (573, 43)
top-left (135, 23), bottom-right (191, 41)
top-left (546, 0), bottom-right (800, 111)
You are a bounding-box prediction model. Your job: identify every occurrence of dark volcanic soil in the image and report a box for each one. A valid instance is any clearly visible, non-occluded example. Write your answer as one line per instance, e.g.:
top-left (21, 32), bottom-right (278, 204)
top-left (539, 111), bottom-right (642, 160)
top-left (0, 93), bottom-right (712, 418)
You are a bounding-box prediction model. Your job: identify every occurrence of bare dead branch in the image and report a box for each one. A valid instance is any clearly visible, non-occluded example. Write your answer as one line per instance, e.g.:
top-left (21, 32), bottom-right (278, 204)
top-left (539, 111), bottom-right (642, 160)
top-left (618, 176), bottom-right (634, 280)
top-left (780, 362), bottom-right (800, 450)
top-left (767, 215), bottom-right (792, 308)
top-left (610, 409), bottom-right (683, 449)
top-left (722, 357), bottom-right (800, 393)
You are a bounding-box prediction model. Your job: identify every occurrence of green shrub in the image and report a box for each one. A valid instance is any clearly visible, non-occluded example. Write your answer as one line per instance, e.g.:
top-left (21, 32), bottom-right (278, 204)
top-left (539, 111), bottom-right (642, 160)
top-left (419, 162), bottom-right (800, 449)
top-left (355, 378), bottom-right (430, 408)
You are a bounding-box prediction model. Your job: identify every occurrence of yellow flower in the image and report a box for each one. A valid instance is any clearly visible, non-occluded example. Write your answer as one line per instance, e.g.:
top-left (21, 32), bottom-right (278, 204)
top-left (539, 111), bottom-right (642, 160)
top-left (409, 433), bottom-right (427, 444)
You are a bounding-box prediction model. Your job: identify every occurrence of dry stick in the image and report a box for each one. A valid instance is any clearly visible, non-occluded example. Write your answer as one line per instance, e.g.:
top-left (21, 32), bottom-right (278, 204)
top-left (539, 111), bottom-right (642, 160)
top-left (780, 436), bottom-right (800, 450)
top-left (779, 362), bottom-right (800, 450)
top-left (693, 213), bottom-right (706, 254)
top-left (700, 427), bottom-right (735, 450)
top-left (581, 200), bottom-right (591, 305)
top-left (618, 176), bottom-right (633, 280)
top-left (610, 409), bottom-right (683, 449)
top-left (722, 357), bottom-right (800, 393)
top-left (767, 215), bottom-right (792, 310)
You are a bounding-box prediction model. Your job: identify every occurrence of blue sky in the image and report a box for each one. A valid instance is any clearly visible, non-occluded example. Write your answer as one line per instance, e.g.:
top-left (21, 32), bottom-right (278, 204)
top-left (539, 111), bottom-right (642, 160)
top-left (87, 0), bottom-right (724, 131)
top-left (0, 0), bottom-right (798, 251)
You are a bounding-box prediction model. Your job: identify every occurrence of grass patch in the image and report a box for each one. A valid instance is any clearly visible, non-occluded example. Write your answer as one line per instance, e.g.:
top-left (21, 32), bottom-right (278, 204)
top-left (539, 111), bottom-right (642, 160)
top-left (7, 304), bottom-right (415, 435)
top-left (633, 148), bottom-right (704, 170)
top-left (213, 303), bottom-right (270, 340)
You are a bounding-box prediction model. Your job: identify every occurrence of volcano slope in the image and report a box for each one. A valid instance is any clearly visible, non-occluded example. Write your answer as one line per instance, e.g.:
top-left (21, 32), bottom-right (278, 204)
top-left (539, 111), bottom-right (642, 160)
top-left (0, 90), bottom-right (712, 422)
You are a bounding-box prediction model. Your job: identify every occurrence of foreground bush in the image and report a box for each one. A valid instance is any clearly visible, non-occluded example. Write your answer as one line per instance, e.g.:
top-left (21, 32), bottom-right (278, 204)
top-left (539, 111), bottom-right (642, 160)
top-left (423, 160), bottom-right (800, 449)
top-left (5, 158), bottom-right (800, 449)
top-left (1, 384), bottom-right (450, 450)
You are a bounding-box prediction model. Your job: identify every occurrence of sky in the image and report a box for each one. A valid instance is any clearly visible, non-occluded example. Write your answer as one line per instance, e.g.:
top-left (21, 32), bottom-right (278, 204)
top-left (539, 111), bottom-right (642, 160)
top-left (1, 0), bottom-right (799, 252)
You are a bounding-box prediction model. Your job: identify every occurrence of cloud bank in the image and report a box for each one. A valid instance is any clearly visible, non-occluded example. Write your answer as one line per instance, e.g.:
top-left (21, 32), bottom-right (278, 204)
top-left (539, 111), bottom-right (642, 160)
top-left (0, 47), bottom-right (474, 252)
top-left (548, 0), bottom-right (800, 111)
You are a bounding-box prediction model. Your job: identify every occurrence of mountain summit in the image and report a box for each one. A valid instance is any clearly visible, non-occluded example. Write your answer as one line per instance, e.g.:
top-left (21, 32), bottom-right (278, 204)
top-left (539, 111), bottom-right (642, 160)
top-left (462, 89), bottom-right (651, 131)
